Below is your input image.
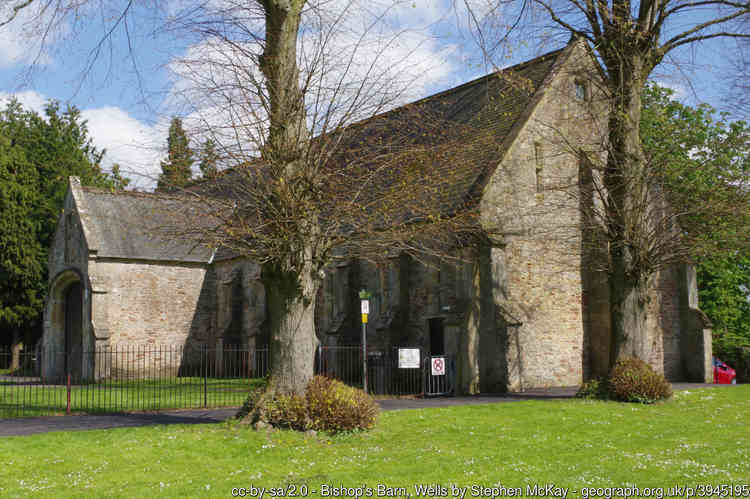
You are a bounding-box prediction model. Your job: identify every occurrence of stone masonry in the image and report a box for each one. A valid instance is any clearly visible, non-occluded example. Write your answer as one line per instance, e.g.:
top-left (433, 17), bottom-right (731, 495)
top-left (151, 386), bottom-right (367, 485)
top-left (43, 38), bottom-right (712, 388)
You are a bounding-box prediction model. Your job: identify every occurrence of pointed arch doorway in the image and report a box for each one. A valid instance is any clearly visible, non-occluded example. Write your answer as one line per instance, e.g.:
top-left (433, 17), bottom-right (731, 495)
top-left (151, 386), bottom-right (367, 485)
top-left (43, 270), bottom-right (94, 382)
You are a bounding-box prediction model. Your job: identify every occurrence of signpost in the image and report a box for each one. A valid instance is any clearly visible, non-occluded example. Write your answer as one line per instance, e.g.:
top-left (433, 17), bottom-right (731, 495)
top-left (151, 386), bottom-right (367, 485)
top-left (359, 290), bottom-right (371, 393)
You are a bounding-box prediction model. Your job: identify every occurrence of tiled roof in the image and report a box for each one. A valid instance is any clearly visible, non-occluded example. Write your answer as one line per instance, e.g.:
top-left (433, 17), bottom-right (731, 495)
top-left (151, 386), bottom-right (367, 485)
top-left (319, 45), bottom-right (566, 221)
top-left (72, 43), bottom-right (571, 262)
top-left (75, 186), bottom-right (217, 263)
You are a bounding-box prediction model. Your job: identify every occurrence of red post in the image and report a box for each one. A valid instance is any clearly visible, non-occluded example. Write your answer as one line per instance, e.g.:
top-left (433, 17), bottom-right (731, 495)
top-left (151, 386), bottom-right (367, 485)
top-left (66, 373), bottom-right (71, 415)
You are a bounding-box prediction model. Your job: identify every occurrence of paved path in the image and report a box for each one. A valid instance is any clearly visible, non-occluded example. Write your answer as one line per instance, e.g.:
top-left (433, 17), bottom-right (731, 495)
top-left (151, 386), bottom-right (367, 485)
top-left (0, 383), bottom-right (732, 437)
top-left (0, 408), bottom-right (239, 437)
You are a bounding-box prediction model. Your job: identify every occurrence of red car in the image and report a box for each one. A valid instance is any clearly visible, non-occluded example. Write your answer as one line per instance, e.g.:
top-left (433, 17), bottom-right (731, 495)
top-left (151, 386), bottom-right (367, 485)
top-left (713, 358), bottom-right (737, 384)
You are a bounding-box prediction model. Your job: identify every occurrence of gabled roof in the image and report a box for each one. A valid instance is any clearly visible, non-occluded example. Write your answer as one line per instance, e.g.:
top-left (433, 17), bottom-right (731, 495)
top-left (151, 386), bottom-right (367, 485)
top-left (316, 41), bottom-right (572, 219)
top-left (66, 40), bottom-right (580, 263)
top-left (70, 178), bottom-right (216, 263)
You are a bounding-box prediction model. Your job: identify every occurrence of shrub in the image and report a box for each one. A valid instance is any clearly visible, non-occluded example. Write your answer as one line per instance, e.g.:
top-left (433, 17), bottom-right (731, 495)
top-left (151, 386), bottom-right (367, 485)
top-left (236, 386), bottom-right (264, 421)
top-left (236, 376), bottom-right (378, 433)
top-left (306, 376), bottom-right (379, 433)
top-left (575, 378), bottom-right (608, 400)
top-left (608, 357), bottom-right (673, 404)
top-left (261, 393), bottom-right (309, 431)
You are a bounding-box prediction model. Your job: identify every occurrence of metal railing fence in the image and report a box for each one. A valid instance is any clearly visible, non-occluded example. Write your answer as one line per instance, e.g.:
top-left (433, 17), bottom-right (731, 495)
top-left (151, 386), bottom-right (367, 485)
top-left (1, 344), bottom-right (451, 418)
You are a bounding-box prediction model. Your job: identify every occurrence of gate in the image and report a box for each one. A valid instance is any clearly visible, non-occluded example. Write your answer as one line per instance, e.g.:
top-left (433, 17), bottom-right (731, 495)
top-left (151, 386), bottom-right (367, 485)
top-left (423, 355), bottom-right (455, 396)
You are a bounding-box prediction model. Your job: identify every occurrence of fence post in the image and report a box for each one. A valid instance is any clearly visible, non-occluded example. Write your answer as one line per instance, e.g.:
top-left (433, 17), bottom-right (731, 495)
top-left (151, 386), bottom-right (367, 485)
top-left (66, 372), bottom-right (71, 416)
top-left (203, 345), bottom-right (208, 409)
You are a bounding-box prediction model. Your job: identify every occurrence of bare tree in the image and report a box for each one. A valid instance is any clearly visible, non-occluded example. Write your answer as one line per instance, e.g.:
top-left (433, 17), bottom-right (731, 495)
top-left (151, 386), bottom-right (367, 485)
top-left (1, 0), bottom-right (491, 405)
top-left (461, 0), bottom-right (750, 366)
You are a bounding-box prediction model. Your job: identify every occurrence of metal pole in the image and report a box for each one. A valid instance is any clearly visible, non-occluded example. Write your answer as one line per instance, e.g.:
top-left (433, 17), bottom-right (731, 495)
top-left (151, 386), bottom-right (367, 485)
top-left (362, 321), bottom-right (368, 394)
top-left (358, 290), bottom-right (370, 394)
top-left (66, 373), bottom-right (71, 415)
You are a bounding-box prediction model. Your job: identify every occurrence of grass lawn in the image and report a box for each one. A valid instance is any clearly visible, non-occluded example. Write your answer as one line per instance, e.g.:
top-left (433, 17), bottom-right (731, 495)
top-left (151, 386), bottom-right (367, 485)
top-left (0, 378), bottom-right (264, 418)
top-left (0, 386), bottom-right (748, 498)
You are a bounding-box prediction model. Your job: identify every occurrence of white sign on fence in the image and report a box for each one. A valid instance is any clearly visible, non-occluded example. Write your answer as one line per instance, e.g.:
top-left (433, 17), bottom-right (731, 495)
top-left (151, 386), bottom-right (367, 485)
top-left (431, 356), bottom-right (446, 376)
top-left (398, 348), bottom-right (420, 369)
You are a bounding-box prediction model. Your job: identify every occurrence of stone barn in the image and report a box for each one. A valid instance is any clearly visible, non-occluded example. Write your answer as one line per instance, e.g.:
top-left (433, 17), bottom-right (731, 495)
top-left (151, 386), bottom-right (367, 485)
top-left (43, 38), bottom-right (713, 390)
top-left (42, 182), bottom-right (267, 380)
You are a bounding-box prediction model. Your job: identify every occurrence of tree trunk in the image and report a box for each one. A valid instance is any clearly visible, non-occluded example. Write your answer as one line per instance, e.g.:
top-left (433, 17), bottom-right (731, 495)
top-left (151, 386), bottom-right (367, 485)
top-left (263, 262), bottom-right (320, 396)
top-left (602, 54), bottom-right (654, 366)
top-left (10, 330), bottom-right (22, 371)
top-left (253, 1), bottom-right (320, 398)
top-left (259, 0), bottom-right (308, 163)
top-left (608, 264), bottom-right (650, 365)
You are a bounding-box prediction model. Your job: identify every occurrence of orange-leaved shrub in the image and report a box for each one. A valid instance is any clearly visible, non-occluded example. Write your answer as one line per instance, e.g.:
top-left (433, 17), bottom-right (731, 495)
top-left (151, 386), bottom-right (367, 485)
top-left (575, 378), bottom-right (608, 399)
top-left (262, 393), bottom-right (309, 431)
top-left (306, 376), bottom-right (379, 433)
top-left (608, 357), bottom-right (672, 404)
top-left (237, 376), bottom-right (378, 433)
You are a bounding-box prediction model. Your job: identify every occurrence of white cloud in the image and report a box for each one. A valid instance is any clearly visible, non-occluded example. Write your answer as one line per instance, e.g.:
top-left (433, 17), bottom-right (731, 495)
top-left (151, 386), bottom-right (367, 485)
top-left (165, 0), bottom-right (460, 159)
top-left (81, 107), bottom-right (167, 190)
top-left (0, 90), bottom-right (47, 113)
top-left (1, 89), bottom-right (166, 189)
top-left (653, 79), bottom-right (688, 100)
top-left (0, 2), bottom-right (63, 67)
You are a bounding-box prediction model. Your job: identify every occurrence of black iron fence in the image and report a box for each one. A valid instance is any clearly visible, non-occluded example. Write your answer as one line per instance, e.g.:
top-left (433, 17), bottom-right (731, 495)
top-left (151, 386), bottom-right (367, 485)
top-left (315, 346), bottom-right (426, 396)
top-left (1, 344), bottom-right (453, 418)
top-left (0, 345), bottom-right (269, 419)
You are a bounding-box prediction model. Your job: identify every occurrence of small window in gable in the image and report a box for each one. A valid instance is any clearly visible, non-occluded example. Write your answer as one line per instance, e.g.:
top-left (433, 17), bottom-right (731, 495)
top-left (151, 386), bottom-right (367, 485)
top-left (575, 80), bottom-right (588, 101)
top-left (534, 142), bottom-right (543, 193)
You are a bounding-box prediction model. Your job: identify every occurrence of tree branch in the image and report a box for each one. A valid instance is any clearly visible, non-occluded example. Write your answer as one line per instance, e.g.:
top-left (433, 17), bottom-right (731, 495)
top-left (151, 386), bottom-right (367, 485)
top-left (532, 0), bottom-right (595, 42)
top-left (662, 8), bottom-right (750, 53)
top-left (0, 0), bottom-right (34, 28)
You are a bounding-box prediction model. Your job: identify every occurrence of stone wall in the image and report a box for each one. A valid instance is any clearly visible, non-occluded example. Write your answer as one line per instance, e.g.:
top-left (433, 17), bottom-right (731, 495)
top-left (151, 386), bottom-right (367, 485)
top-left (44, 42), bottom-right (710, 388)
top-left (42, 184), bottom-right (95, 381)
top-left (89, 259), bottom-right (212, 347)
top-left (212, 258), bottom-right (266, 349)
top-left (478, 41), bottom-right (608, 390)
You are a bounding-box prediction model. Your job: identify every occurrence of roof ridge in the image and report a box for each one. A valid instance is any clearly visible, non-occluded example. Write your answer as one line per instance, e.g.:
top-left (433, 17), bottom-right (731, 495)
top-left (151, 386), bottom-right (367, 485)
top-left (81, 185), bottom-right (198, 201)
top-left (407, 46), bottom-right (566, 107)
top-left (339, 44), bottom-right (567, 131)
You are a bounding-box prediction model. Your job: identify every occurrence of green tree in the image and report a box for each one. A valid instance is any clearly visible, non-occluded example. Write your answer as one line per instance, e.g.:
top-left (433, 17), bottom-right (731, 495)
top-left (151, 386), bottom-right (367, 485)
top-left (640, 83), bottom-right (750, 376)
top-left (2, 100), bottom-right (118, 249)
top-left (0, 98), bottom-right (127, 359)
top-left (0, 134), bottom-right (44, 369)
top-left (198, 139), bottom-right (219, 180)
top-left (698, 254), bottom-right (750, 374)
top-left (109, 163), bottom-right (131, 190)
top-left (157, 117), bottom-right (194, 192)
top-left (641, 84), bottom-right (750, 258)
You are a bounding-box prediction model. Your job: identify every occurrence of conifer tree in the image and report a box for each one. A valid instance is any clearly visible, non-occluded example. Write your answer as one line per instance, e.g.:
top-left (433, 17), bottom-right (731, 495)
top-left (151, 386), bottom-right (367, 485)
top-left (0, 98), bottom-right (126, 361)
top-left (198, 139), bottom-right (219, 180)
top-left (156, 117), bottom-right (193, 192)
top-left (0, 134), bottom-right (43, 369)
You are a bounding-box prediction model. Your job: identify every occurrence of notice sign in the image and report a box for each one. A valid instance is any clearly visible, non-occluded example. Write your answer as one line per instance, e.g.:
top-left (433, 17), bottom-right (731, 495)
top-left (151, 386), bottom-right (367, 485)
top-left (398, 348), bottom-right (420, 369)
top-left (431, 356), bottom-right (446, 376)
top-left (360, 300), bottom-right (369, 314)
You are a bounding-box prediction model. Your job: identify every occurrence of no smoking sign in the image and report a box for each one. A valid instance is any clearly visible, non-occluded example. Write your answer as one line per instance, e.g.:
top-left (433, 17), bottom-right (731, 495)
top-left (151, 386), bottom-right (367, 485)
top-left (431, 357), bottom-right (446, 376)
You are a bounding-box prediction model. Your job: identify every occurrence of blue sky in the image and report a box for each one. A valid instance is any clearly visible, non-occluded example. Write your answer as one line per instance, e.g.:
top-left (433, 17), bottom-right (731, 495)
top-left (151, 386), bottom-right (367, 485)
top-left (0, 0), bottom-right (743, 190)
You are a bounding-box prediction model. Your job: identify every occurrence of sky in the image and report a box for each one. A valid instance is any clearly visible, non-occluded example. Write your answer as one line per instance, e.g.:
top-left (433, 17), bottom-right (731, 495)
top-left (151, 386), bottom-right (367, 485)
top-left (0, 0), bottom-right (743, 190)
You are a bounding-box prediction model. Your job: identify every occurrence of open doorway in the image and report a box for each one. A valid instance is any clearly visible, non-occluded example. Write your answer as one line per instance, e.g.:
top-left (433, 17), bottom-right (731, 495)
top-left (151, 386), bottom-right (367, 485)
top-left (428, 318), bottom-right (445, 356)
top-left (43, 270), bottom-right (93, 382)
top-left (64, 281), bottom-right (83, 381)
